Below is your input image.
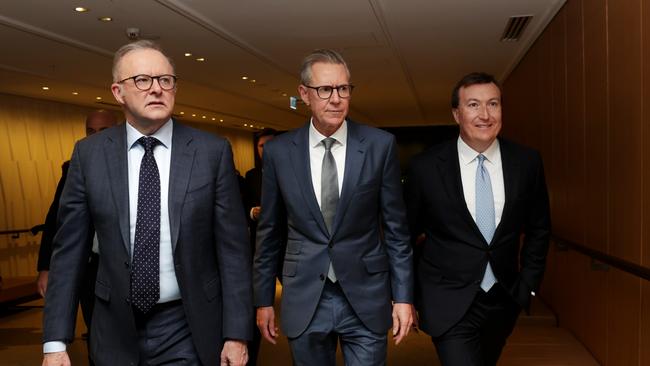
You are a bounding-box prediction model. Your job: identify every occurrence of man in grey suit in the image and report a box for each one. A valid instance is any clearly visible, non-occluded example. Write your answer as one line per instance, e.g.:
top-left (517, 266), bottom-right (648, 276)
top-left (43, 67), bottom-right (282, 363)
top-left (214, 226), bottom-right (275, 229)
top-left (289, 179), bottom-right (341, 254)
top-left (254, 49), bottom-right (414, 365)
top-left (42, 40), bottom-right (252, 366)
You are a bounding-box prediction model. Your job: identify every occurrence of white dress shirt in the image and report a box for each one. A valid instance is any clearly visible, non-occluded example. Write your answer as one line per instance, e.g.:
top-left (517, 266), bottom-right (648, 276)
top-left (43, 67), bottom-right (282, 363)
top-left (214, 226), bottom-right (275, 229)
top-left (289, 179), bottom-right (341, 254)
top-left (457, 137), bottom-right (505, 230)
top-left (44, 119), bottom-right (180, 354)
top-left (309, 119), bottom-right (347, 208)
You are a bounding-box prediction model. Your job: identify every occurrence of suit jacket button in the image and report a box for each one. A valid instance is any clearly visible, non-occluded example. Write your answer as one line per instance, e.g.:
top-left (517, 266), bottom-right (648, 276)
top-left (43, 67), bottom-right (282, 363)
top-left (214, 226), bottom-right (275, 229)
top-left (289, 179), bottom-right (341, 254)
top-left (124, 261), bottom-right (130, 268)
top-left (319, 274), bottom-right (325, 281)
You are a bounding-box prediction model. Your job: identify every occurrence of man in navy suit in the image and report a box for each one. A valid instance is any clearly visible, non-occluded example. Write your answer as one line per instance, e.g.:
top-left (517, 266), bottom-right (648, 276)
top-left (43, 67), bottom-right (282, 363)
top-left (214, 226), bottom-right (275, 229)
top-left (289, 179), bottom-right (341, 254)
top-left (254, 49), bottom-right (414, 365)
top-left (42, 40), bottom-right (252, 366)
top-left (406, 72), bottom-right (551, 366)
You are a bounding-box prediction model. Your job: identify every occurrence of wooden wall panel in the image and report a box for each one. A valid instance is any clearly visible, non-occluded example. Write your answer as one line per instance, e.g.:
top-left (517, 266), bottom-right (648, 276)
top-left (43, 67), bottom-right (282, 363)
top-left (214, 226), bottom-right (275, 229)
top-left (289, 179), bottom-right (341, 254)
top-left (607, 0), bottom-right (643, 264)
top-left (583, 0), bottom-right (609, 254)
top-left (564, 0), bottom-right (585, 243)
top-left (607, 269), bottom-right (640, 366)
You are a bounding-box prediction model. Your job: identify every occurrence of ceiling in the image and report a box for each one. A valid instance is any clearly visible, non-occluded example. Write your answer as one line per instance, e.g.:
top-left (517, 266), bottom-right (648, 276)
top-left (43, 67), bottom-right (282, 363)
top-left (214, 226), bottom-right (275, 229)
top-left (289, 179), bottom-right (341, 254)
top-left (0, 0), bottom-right (565, 131)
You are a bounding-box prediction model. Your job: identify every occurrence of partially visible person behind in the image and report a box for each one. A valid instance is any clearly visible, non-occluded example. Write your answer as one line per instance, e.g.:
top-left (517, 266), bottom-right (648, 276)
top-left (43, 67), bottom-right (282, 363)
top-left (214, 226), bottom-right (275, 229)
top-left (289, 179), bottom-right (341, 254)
top-left (36, 110), bottom-right (117, 366)
top-left (243, 128), bottom-right (276, 366)
top-left (42, 40), bottom-right (252, 366)
top-left (405, 72), bottom-right (551, 366)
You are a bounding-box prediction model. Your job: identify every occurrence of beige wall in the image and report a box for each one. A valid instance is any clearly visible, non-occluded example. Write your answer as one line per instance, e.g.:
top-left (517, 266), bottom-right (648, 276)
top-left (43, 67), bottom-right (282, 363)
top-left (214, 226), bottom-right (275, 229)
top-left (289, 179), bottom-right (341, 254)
top-left (502, 0), bottom-right (649, 364)
top-left (0, 92), bottom-right (253, 278)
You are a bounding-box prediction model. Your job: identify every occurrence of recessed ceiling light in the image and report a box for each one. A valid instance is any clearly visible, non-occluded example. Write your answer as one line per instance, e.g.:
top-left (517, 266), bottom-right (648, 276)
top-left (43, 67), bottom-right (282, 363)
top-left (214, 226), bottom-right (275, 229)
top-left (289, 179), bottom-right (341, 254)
top-left (281, 93), bottom-right (287, 97)
top-left (95, 96), bottom-right (102, 100)
top-left (196, 57), bottom-right (205, 62)
top-left (219, 119), bottom-right (224, 122)
top-left (211, 117), bottom-right (216, 121)
top-left (202, 115), bottom-right (206, 119)
top-left (241, 76), bottom-right (248, 80)
top-left (179, 111), bottom-right (185, 115)
top-left (42, 86), bottom-right (49, 90)
top-left (75, 7), bottom-right (89, 12)
top-left (184, 53), bottom-right (192, 57)
top-left (244, 124), bottom-right (248, 127)
top-left (98, 16), bottom-right (112, 22)
top-left (250, 79), bottom-right (256, 83)
top-left (72, 91), bottom-right (79, 95)
top-left (191, 113), bottom-right (196, 117)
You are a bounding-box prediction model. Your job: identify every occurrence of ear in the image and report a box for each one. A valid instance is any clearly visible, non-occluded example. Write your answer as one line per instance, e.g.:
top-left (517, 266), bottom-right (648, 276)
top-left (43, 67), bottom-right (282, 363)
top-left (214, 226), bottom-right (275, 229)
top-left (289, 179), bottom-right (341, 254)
top-left (298, 85), bottom-right (310, 106)
top-left (111, 83), bottom-right (125, 104)
top-left (452, 108), bottom-right (460, 124)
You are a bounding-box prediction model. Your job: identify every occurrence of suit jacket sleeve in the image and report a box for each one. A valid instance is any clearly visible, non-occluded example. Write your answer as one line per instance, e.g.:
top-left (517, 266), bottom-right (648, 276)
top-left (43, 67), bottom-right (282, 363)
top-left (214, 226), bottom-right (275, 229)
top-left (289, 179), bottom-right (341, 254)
top-left (213, 141), bottom-right (254, 340)
top-left (37, 161), bottom-right (70, 272)
top-left (518, 151), bottom-right (551, 300)
top-left (253, 143), bottom-right (286, 307)
top-left (43, 145), bottom-right (93, 343)
top-left (381, 136), bottom-right (414, 303)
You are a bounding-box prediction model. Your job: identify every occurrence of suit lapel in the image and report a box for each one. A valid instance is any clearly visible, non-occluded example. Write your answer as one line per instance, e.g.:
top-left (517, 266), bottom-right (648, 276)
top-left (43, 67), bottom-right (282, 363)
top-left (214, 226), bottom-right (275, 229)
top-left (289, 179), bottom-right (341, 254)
top-left (104, 124), bottom-right (131, 256)
top-left (289, 124), bottom-right (329, 236)
top-left (437, 140), bottom-right (486, 248)
top-left (169, 122), bottom-right (196, 252)
top-left (493, 139), bottom-right (518, 244)
top-left (331, 121), bottom-right (364, 236)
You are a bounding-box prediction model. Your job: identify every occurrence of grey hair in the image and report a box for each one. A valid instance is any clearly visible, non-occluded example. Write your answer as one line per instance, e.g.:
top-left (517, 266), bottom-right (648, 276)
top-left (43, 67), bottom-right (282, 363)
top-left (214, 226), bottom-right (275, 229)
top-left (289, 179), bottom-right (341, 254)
top-left (299, 49), bottom-right (350, 85)
top-left (112, 40), bottom-right (176, 82)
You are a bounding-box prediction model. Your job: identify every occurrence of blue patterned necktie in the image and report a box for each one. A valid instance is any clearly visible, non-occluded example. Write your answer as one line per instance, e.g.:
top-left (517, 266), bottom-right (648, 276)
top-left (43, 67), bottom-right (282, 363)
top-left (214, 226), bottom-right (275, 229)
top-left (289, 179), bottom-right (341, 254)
top-left (476, 154), bottom-right (497, 292)
top-left (321, 137), bottom-right (338, 282)
top-left (131, 136), bottom-right (161, 313)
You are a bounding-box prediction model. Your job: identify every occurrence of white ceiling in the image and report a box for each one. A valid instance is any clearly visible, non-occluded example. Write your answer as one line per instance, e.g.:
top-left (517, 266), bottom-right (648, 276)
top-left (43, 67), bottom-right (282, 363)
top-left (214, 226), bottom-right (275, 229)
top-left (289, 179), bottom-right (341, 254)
top-left (0, 0), bottom-right (565, 131)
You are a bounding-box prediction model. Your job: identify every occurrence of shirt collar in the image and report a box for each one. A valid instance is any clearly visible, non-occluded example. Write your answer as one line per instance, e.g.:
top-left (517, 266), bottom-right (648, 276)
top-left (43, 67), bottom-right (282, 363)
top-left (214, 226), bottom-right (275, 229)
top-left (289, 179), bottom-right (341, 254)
top-left (309, 118), bottom-right (348, 148)
top-left (126, 119), bottom-right (173, 150)
top-left (457, 136), bottom-right (500, 165)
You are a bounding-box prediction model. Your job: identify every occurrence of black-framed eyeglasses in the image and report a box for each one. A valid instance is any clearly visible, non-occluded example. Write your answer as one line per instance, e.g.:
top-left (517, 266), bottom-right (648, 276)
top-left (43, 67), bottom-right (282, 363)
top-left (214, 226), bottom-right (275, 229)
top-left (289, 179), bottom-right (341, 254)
top-left (118, 74), bottom-right (177, 91)
top-left (304, 84), bottom-right (354, 99)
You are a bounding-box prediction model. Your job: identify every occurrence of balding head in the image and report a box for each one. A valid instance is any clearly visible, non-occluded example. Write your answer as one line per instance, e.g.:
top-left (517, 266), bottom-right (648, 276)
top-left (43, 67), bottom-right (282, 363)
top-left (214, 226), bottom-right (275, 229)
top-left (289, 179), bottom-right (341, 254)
top-left (86, 110), bottom-right (118, 136)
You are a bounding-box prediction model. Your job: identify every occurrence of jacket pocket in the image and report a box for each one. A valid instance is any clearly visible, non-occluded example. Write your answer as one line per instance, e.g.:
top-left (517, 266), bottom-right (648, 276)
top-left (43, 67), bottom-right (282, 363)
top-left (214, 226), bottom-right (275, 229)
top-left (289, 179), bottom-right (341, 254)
top-left (286, 241), bottom-right (302, 255)
top-left (283, 260), bottom-right (297, 277)
top-left (363, 253), bottom-right (390, 273)
top-left (94, 280), bottom-right (110, 301)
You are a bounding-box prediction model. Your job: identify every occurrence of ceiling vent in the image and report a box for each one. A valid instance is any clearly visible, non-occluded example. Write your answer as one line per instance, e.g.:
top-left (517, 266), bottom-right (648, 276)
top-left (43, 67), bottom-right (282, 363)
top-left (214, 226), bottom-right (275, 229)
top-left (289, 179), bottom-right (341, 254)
top-left (501, 15), bottom-right (533, 42)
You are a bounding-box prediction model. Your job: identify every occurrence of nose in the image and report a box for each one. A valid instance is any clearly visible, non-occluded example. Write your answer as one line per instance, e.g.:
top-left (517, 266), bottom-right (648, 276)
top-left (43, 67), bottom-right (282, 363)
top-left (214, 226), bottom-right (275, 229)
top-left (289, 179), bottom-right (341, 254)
top-left (478, 104), bottom-right (489, 119)
top-left (149, 78), bottom-right (163, 94)
top-left (329, 89), bottom-right (341, 103)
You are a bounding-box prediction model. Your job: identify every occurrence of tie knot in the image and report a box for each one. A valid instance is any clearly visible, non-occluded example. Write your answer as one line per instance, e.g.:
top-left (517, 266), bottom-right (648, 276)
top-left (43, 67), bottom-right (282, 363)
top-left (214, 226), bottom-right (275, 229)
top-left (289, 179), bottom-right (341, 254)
top-left (477, 154), bottom-right (487, 165)
top-left (322, 137), bottom-right (336, 151)
top-left (138, 136), bottom-right (160, 154)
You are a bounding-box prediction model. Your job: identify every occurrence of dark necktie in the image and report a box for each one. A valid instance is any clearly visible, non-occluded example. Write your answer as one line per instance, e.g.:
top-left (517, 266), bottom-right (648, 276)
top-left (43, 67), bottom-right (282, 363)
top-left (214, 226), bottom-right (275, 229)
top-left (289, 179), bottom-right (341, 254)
top-left (476, 154), bottom-right (497, 292)
top-left (321, 137), bottom-right (338, 282)
top-left (131, 136), bottom-right (161, 313)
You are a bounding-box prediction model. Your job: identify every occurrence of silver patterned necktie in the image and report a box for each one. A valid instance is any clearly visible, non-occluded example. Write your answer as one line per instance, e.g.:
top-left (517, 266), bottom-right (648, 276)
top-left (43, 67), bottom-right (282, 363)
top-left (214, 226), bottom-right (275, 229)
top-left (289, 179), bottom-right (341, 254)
top-left (131, 136), bottom-right (161, 313)
top-left (476, 154), bottom-right (497, 292)
top-left (321, 137), bottom-right (338, 282)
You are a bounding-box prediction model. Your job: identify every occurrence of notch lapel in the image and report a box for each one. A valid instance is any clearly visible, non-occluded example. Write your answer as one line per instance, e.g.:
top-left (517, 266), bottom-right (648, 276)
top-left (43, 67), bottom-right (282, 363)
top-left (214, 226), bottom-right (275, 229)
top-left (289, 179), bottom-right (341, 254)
top-left (168, 123), bottom-right (196, 252)
top-left (492, 139), bottom-right (519, 245)
top-left (289, 124), bottom-right (329, 237)
top-left (104, 125), bottom-right (131, 256)
top-left (331, 122), bottom-right (364, 236)
top-left (437, 141), bottom-right (486, 248)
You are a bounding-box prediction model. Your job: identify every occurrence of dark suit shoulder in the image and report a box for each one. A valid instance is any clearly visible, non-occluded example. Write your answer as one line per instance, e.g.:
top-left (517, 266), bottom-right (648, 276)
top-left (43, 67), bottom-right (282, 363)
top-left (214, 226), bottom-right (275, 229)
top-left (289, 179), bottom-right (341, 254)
top-left (347, 120), bottom-right (395, 142)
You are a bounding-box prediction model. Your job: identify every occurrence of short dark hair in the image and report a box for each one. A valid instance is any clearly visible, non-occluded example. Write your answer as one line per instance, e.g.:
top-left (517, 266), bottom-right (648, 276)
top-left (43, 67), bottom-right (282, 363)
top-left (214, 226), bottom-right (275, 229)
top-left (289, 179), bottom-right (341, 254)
top-left (256, 128), bottom-right (278, 140)
top-left (451, 72), bottom-right (501, 109)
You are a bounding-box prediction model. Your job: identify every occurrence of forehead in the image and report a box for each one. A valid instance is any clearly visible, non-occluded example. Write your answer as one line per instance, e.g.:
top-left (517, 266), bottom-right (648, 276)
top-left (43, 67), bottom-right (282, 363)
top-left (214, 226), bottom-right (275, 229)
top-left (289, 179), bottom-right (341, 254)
top-left (459, 82), bottom-right (501, 101)
top-left (309, 62), bottom-right (349, 84)
top-left (117, 48), bottom-right (174, 77)
top-left (258, 135), bottom-right (274, 145)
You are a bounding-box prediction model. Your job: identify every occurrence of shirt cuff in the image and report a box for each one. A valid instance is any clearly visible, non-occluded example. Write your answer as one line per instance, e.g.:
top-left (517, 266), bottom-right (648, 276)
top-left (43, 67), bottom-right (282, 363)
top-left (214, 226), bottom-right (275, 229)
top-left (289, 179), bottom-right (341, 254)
top-left (44, 341), bottom-right (67, 353)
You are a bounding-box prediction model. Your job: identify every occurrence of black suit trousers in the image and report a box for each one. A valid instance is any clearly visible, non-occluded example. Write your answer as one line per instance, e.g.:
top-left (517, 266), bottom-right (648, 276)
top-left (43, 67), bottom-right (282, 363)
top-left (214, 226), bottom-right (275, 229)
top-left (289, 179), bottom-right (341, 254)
top-left (432, 285), bottom-right (521, 366)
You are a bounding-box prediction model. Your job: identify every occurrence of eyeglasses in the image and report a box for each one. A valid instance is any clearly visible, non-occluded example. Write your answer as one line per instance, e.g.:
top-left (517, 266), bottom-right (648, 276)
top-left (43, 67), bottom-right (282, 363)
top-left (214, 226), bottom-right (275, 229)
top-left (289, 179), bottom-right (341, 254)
top-left (118, 74), bottom-right (177, 91)
top-left (304, 84), bottom-right (354, 99)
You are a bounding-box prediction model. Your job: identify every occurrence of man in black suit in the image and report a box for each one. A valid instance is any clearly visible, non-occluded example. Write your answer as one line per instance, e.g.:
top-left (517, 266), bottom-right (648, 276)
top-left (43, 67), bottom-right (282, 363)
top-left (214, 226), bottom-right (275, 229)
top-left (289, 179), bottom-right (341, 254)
top-left (406, 72), bottom-right (550, 366)
top-left (254, 49), bottom-right (414, 366)
top-left (42, 40), bottom-right (252, 366)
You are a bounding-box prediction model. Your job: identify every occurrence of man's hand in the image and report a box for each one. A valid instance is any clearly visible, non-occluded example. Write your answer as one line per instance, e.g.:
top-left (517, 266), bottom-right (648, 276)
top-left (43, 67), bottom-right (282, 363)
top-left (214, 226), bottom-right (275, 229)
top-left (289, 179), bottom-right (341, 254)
top-left (392, 303), bottom-right (414, 345)
top-left (251, 206), bottom-right (261, 221)
top-left (220, 340), bottom-right (248, 366)
top-left (256, 306), bottom-right (278, 344)
top-left (42, 351), bottom-right (70, 366)
top-left (36, 270), bottom-right (49, 298)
